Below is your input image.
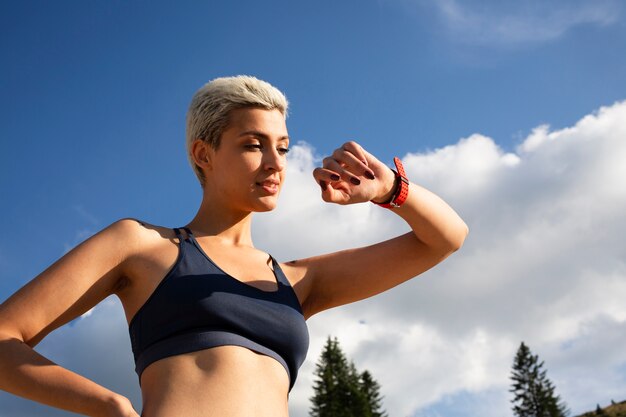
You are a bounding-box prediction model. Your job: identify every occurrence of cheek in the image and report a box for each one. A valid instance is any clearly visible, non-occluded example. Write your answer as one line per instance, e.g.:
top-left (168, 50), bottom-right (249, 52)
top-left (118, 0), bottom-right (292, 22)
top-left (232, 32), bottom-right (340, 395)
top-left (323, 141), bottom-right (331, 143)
top-left (221, 153), bottom-right (259, 173)
top-left (237, 150), bottom-right (260, 165)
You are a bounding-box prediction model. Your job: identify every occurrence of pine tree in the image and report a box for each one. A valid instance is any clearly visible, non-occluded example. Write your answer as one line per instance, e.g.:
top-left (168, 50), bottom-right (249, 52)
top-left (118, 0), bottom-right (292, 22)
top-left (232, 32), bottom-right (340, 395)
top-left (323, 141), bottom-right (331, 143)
top-left (309, 337), bottom-right (388, 417)
top-left (360, 370), bottom-right (388, 417)
top-left (595, 404), bottom-right (608, 416)
top-left (510, 342), bottom-right (569, 417)
top-left (310, 337), bottom-right (363, 417)
top-left (347, 361), bottom-right (370, 416)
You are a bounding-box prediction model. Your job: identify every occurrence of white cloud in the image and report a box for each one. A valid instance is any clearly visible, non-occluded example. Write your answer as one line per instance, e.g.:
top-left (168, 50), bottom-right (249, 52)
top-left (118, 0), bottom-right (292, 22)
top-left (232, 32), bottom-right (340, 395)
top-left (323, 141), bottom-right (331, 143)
top-left (254, 100), bottom-right (626, 416)
top-left (426, 0), bottom-right (621, 46)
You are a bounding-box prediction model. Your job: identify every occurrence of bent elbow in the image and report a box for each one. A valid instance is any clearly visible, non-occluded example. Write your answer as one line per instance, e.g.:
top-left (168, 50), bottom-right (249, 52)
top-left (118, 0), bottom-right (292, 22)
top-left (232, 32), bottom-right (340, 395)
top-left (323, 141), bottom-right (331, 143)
top-left (448, 222), bottom-right (469, 253)
top-left (458, 223), bottom-right (470, 248)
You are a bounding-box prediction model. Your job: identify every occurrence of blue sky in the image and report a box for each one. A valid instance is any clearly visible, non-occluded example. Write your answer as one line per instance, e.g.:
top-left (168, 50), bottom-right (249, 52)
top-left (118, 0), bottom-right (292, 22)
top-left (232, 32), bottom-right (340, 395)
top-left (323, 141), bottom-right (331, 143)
top-left (1, 1), bottom-right (626, 416)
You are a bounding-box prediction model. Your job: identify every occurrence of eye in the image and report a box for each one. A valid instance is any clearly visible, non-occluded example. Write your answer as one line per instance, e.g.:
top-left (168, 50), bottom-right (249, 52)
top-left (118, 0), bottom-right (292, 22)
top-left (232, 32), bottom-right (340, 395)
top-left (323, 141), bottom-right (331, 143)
top-left (244, 144), bottom-right (262, 151)
top-left (278, 147), bottom-right (290, 155)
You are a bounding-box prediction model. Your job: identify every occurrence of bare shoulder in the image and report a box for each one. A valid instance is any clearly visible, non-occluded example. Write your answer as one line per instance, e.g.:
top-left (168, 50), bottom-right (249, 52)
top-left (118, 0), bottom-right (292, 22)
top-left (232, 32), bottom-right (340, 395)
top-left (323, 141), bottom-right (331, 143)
top-left (277, 259), bottom-right (308, 284)
top-left (109, 217), bottom-right (170, 244)
top-left (111, 218), bottom-right (179, 286)
top-left (111, 217), bottom-right (183, 248)
top-left (276, 258), bottom-right (317, 317)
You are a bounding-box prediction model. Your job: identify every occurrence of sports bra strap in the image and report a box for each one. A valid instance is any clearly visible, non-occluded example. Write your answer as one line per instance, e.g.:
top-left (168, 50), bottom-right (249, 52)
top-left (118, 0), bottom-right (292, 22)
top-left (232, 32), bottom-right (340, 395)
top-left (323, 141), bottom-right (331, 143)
top-left (180, 227), bottom-right (285, 285)
top-left (173, 227), bottom-right (187, 243)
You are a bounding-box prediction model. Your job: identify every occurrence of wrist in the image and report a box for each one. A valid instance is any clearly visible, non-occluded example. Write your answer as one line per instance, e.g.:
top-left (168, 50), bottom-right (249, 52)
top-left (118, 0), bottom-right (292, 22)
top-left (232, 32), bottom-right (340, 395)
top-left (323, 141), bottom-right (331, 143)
top-left (93, 393), bottom-right (133, 417)
top-left (371, 169), bottom-right (398, 204)
top-left (371, 157), bottom-right (410, 209)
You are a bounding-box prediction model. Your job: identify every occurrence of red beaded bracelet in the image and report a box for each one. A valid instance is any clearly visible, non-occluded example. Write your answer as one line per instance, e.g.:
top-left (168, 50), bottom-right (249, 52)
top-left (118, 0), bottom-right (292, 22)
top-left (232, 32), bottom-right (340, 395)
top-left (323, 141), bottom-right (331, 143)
top-left (372, 157), bottom-right (409, 209)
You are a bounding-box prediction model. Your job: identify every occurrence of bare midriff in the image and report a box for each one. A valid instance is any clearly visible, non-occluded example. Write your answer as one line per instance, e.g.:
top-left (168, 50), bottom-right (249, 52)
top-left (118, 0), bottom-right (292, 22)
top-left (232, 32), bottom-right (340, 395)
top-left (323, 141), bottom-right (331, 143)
top-left (139, 345), bottom-right (290, 417)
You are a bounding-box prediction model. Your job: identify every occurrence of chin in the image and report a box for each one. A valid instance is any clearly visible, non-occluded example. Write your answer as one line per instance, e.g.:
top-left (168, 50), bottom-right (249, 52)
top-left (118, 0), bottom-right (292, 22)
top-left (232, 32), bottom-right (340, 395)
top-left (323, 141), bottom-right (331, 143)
top-left (251, 199), bottom-right (279, 213)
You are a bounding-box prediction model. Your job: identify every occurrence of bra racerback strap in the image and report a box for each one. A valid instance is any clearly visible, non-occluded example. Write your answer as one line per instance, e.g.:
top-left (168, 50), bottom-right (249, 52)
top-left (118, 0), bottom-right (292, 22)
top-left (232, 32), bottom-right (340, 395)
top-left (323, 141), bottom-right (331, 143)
top-left (173, 227), bottom-right (186, 243)
top-left (183, 227), bottom-right (195, 241)
top-left (181, 227), bottom-right (204, 255)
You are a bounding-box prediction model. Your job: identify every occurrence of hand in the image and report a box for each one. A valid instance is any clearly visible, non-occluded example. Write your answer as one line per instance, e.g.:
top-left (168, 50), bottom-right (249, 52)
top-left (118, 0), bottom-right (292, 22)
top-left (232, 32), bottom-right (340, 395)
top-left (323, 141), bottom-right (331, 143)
top-left (96, 394), bottom-right (141, 417)
top-left (312, 141), bottom-right (396, 205)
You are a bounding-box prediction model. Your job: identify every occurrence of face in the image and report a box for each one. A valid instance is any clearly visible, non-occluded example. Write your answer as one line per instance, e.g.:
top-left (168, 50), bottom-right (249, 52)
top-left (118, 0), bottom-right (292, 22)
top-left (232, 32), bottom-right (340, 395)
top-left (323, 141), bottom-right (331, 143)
top-left (204, 107), bottom-right (289, 212)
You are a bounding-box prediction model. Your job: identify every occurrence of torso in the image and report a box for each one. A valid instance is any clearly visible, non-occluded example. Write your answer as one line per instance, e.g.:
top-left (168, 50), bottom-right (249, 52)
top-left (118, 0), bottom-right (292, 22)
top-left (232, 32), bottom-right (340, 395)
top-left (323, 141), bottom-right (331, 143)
top-left (114, 223), bottom-right (305, 417)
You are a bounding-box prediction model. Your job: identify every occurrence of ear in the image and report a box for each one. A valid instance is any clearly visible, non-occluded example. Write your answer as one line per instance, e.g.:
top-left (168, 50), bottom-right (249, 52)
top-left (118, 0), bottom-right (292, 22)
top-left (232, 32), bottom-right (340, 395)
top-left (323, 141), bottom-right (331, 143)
top-left (191, 139), bottom-right (213, 171)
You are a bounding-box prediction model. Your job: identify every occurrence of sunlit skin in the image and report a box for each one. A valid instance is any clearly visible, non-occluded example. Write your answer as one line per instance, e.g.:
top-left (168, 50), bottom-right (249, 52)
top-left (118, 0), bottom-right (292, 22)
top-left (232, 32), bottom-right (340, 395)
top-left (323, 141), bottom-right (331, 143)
top-left (194, 107), bottom-right (291, 217)
top-left (0, 106), bottom-right (468, 417)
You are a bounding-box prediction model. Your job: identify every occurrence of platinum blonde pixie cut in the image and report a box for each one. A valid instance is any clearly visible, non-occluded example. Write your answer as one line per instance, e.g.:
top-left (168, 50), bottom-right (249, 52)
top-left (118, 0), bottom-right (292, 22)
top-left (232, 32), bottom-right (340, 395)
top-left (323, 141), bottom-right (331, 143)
top-left (186, 75), bottom-right (289, 186)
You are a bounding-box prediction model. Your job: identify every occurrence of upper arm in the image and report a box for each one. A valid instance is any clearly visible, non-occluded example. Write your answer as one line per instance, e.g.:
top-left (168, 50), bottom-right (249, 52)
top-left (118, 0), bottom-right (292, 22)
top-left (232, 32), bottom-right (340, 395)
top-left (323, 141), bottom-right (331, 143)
top-left (291, 232), bottom-right (458, 319)
top-left (0, 218), bottom-right (141, 347)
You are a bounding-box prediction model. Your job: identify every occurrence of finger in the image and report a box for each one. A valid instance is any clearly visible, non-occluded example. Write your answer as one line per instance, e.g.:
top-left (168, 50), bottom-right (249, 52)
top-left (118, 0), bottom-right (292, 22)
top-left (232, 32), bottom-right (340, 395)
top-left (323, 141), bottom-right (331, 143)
top-left (340, 141), bottom-right (369, 167)
top-left (349, 146), bottom-right (390, 180)
top-left (312, 168), bottom-right (353, 204)
top-left (331, 147), bottom-right (376, 180)
top-left (312, 166), bottom-right (343, 183)
top-left (312, 169), bottom-right (337, 199)
top-left (321, 157), bottom-right (362, 185)
top-left (316, 177), bottom-right (341, 203)
top-left (320, 182), bottom-right (351, 205)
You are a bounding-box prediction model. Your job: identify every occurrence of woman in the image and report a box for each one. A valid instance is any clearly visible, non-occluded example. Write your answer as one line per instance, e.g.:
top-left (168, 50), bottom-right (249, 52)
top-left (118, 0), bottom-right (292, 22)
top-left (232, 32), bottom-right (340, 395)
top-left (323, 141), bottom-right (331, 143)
top-left (0, 76), bottom-right (468, 417)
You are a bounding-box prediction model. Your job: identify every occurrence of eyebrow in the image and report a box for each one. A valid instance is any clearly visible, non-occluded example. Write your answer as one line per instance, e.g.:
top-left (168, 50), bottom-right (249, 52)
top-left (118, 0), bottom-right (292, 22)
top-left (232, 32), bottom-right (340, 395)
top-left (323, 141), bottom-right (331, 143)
top-left (238, 130), bottom-right (289, 141)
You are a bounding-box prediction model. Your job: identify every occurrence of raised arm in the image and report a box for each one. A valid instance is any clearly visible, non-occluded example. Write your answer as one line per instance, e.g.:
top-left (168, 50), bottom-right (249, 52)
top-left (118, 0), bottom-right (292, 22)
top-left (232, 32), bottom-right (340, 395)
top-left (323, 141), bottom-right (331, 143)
top-left (286, 142), bottom-right (469, 319)
top-left (0, 219), bottom-right (141, 417)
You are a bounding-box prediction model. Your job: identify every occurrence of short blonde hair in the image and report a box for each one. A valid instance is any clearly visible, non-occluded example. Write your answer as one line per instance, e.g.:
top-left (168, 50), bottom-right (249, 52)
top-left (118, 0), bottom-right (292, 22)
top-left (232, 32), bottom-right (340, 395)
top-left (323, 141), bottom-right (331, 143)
top-left (185, 76), bottom-right (289, 186)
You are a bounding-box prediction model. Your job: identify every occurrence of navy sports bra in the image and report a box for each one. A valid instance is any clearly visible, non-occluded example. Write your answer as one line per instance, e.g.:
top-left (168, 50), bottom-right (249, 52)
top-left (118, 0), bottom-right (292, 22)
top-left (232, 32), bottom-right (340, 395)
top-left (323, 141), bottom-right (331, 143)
top-left (128, 227), bottom-right (309, 391)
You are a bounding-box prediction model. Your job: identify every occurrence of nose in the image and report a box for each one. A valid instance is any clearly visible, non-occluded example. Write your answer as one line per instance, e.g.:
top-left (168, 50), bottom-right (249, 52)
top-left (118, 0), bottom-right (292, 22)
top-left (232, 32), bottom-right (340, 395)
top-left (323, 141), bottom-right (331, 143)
top-left (263, 147), bottom-right (286, 172)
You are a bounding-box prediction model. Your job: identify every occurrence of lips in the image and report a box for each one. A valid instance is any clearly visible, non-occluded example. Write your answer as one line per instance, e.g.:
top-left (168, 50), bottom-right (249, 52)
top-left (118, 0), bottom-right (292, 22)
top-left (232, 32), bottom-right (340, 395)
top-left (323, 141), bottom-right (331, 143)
top-left (256, 178), bottom-right (280, 194)
top-left (257, 179), bottom-right (280, 187)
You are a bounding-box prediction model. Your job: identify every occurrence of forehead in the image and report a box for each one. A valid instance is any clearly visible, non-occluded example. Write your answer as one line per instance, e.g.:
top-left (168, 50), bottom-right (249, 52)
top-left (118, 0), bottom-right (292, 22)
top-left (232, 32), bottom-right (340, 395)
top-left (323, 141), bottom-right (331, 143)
top-left (226, 107), bottom-right (288, 138)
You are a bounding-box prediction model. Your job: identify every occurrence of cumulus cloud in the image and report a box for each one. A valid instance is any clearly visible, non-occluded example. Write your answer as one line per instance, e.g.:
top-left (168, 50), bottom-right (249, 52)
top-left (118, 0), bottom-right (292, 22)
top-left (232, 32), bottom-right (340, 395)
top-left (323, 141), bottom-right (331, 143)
top-left (3, 101), bottom-right (625, 416)
top-left (425, 0), bottom-right (621, 45)
top-left (255, 100), bottom-right (626, 416)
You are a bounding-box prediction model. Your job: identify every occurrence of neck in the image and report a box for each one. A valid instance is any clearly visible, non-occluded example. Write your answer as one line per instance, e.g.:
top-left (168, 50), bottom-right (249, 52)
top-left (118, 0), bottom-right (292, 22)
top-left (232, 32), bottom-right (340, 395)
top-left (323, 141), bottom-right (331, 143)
top-left (186, 192), bottom-right (254, 247)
